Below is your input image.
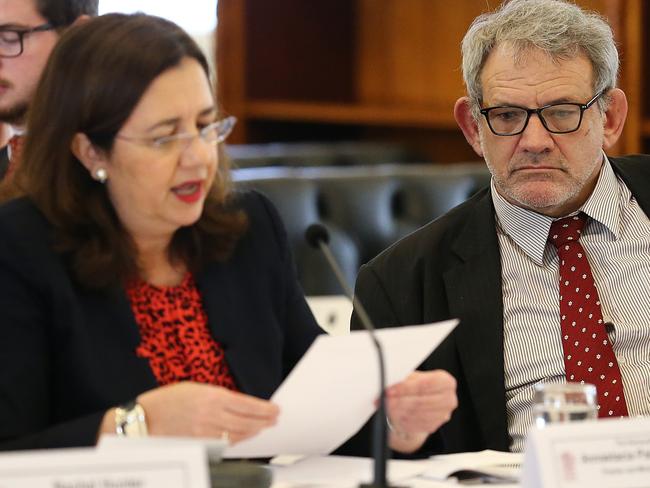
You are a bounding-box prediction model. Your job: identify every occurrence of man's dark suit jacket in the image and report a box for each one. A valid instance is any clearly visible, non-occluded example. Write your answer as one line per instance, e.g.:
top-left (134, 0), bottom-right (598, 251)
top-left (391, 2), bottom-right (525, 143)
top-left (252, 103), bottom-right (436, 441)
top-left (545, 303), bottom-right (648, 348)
top-left (351, 155), bottom-right (650, 454)
top-left (0, 191), bottom-right (322, 450)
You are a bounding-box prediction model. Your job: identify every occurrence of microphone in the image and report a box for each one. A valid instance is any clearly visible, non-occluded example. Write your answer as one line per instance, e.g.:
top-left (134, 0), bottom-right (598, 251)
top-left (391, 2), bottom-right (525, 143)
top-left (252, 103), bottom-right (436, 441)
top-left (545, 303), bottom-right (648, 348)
top-left (305, 223), bottom-right (398, 488)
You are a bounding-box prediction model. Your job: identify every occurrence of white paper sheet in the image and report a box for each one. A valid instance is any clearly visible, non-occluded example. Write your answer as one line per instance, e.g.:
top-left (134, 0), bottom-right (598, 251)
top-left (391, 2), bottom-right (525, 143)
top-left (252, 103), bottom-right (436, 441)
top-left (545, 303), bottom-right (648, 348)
top-left (224, 320), bottom-right (457, 458)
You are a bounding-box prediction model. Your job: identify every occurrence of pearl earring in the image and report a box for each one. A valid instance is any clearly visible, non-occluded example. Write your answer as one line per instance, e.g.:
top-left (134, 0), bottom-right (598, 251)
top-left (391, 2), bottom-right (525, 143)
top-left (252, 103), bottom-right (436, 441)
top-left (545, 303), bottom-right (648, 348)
top-left (94, 167), bottom-right (108, 183)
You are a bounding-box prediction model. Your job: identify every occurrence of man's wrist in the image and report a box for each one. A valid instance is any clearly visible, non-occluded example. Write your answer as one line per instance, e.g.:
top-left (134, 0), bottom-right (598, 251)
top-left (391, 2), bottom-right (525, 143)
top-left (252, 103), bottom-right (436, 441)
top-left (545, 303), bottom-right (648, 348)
top-left (386, 415), bottom-right (411, 441)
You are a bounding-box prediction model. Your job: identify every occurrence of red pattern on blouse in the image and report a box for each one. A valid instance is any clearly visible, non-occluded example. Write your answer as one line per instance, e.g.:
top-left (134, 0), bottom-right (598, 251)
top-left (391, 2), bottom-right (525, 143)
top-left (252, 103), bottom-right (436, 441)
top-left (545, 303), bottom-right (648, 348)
top-left (126, 273), bottom-right (237, 390)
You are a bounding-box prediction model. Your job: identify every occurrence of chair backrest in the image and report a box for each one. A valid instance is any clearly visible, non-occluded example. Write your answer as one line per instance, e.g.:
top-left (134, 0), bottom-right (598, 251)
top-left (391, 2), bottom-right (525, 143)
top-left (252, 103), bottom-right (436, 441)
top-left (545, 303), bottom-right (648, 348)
top-left (234, 163), bottom-right (490, 295)
top-left (227, 142), bottom-right (425, 168)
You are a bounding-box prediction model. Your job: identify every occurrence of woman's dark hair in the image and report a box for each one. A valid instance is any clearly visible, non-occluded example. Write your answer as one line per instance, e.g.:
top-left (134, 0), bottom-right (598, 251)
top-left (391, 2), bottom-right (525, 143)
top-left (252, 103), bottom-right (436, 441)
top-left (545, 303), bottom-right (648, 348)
top-left (16, 13), bottom-right (247, 288)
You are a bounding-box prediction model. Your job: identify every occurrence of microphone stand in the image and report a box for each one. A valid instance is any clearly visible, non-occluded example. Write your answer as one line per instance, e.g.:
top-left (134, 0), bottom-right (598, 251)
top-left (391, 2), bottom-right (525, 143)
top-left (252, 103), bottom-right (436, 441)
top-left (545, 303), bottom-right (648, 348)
top-left (312, 236), bottom-right (392, 488)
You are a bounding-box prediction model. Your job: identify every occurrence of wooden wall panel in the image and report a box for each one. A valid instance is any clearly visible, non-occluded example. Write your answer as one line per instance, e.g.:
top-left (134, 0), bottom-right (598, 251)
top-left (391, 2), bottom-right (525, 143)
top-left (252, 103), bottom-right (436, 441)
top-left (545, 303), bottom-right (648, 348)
top-left (356, 0), bottom-right (483, 110)
top-left (245, 0), bottom-right (356, 102)
top-left (217, 0), bottom-right (646, 159)
top-left (217, 0), bottom-right (247, 143)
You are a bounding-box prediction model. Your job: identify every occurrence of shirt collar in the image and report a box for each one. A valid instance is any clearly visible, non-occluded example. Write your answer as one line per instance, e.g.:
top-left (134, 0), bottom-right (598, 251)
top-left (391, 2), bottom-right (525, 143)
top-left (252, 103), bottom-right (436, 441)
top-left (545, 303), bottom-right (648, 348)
top-left (10, 127), bottom-right (24, 136)
top-left (491, 152), bottom-right (622, 266)
top-left (580, 154), bottom-right (621, 240)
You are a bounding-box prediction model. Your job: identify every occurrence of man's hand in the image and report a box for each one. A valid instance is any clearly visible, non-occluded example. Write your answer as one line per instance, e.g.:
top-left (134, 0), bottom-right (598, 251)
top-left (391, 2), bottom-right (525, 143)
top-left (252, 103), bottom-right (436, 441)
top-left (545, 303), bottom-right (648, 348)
top-left (385, 370), bottom-right (458, 453)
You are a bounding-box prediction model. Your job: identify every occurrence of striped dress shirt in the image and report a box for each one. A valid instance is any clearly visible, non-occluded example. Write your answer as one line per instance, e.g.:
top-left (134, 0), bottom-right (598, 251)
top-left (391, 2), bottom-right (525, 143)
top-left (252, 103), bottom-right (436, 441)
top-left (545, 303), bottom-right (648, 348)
top-left (492, 156), bottom-right (650, 452)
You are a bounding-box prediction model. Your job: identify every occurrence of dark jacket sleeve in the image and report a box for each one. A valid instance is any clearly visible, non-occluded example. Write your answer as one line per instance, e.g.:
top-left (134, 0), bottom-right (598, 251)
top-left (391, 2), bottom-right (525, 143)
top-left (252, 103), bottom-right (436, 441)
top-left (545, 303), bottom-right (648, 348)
top-left (0, 203), bottom-right (108, 450)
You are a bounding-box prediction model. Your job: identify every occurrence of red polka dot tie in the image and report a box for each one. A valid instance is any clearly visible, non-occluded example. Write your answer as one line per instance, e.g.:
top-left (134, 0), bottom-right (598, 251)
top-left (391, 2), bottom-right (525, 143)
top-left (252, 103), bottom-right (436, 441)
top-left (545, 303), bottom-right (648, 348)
top-left (549, 213), bottom-right (628, 418)
top-left (6, 134), bottom-right (25, 178)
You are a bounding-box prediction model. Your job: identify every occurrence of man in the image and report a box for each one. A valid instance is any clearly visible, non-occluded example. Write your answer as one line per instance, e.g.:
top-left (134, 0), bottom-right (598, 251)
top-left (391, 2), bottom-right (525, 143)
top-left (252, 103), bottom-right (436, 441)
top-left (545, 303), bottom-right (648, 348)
top-left (0, 0), bottom-right (97, 178)
top-left (353, 0), bottom-right (650, 454)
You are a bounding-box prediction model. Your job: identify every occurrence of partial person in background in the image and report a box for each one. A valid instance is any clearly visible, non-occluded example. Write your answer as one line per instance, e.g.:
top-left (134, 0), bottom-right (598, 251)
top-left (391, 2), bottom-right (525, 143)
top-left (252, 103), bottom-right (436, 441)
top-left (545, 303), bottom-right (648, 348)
top-left (0, 13), bottom-right (457, 453)
top-left (0, 123), bottom-right (10, 163)
top-left (0, 0), bottom-right (97, 179)
top-left (352, 0), bottom-right (650, 453)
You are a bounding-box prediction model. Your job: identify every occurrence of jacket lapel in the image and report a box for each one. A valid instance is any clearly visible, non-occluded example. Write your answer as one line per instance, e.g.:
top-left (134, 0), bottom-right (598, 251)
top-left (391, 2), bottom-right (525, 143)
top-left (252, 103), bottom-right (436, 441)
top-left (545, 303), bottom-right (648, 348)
top-left (610, 156), bottom-right (650, 216)
top-left (81, 286), bottom-right (158, 398)
top-left (443, 191), bottom-right (509, 449)
top-left (196, 262), bottom-right (267, 396)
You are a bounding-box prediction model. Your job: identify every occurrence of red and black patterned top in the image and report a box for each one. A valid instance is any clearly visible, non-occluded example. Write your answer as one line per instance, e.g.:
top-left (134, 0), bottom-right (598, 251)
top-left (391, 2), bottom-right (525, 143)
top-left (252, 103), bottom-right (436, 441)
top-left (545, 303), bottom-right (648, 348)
top-left (126, 273), bottom-right (237, 390)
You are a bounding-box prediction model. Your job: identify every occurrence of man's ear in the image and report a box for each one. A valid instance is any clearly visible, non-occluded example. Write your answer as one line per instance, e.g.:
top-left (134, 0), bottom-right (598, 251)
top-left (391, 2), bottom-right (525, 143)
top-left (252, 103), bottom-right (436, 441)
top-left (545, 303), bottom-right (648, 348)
top-left (71, 14), bottom-right (92, 27)
top-left (71, 132), bottom-right (106, 175)
top-left (602, 88), bottom-right (628, 150)
top-left (454, 97), bottom-right (484, 157)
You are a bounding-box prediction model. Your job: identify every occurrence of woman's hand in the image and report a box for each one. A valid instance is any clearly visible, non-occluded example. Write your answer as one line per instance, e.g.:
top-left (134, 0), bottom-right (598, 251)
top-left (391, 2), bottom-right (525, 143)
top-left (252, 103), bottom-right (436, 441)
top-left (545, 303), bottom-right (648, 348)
top-left (100, 382), bottom-right (279, 445)
top-left (384, 370), bottom-right (458, 453)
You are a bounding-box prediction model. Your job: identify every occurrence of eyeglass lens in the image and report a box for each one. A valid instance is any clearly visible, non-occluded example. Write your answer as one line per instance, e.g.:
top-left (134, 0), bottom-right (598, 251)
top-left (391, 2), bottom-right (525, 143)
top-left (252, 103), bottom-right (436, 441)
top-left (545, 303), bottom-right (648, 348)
top-left (153, 117), bottom-right (236, 149)
top-left (0, 24), bottom-right (54, 58)
top-left (0, 31), bottom-right (23, 57)
top-left (198, 117), bottom-right (236, 144)
top-left (487, 104), bottom-right (583, 135)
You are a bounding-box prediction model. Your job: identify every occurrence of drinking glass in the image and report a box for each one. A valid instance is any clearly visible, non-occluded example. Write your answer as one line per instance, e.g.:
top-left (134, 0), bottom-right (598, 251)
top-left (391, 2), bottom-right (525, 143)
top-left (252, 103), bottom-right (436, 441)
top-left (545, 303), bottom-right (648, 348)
top-left (532, 382), bottom-right (598, 428)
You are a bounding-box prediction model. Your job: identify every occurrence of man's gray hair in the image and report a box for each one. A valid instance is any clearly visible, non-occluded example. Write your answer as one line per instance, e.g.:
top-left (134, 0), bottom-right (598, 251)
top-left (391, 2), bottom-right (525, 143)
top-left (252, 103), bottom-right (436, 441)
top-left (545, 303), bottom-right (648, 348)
top-left (461, 0), bottom-right (618, 115)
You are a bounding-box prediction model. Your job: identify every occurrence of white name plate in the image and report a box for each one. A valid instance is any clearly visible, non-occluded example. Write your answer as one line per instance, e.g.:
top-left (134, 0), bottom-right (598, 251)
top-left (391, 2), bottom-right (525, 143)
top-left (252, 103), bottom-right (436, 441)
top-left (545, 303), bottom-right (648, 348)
top-left (306, 295), bottom-right (352, 336)
top-left (522, 417), bottom-right (650, 488)
top-left (98, 434), bottom-right (227, 463)
top-left (0, 444), bottom-right (209, 488)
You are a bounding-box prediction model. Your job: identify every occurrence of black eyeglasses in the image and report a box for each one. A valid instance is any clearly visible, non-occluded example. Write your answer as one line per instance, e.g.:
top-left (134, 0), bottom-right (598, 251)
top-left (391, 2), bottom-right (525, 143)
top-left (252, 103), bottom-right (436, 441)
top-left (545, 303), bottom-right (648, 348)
top-left (479, 91), bottom-right (605, 136)
top-left (0, 23), bottom-right (56, 58)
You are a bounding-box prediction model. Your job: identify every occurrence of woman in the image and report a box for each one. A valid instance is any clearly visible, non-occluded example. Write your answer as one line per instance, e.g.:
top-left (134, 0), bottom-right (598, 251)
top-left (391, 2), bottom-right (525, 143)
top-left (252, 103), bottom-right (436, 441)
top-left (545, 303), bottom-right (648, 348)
top-left (0, 13), bottom-right (456, 453)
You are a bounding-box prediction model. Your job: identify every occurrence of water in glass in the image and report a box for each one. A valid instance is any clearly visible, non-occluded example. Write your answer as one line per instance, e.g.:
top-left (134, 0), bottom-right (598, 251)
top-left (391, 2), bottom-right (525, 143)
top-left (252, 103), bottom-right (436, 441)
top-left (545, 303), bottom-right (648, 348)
top-left (533, 382), bottom-right (597, 428)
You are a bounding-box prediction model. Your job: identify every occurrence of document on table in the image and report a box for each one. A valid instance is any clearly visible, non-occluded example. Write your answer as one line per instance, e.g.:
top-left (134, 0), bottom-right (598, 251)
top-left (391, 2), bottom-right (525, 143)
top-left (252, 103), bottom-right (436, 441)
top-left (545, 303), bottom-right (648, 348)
top-left (224, 319), bottom-right (458, 458)
top-left (269, 453), bottom-right (520, 488)
top-left (270, 455), bottom-right (432, 487)
top-left (421, 449), bottom-right (522, 484)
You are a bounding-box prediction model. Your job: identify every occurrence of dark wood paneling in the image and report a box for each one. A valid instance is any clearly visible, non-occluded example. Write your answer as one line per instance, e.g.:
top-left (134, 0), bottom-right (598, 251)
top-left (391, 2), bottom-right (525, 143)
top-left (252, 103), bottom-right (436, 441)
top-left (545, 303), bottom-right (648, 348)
top-left (218, 0), bottom-right (646, 158)
top-left (245, 0), bottom-right (356, 102)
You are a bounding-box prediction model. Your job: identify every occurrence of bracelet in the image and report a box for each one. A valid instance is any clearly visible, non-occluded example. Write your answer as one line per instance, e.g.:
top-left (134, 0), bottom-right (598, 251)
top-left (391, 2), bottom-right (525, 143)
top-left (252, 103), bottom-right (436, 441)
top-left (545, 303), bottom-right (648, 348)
top-left (386, 415), bottom-right (410, 441)
top-left (115, 400), bottom-right (148, 437)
